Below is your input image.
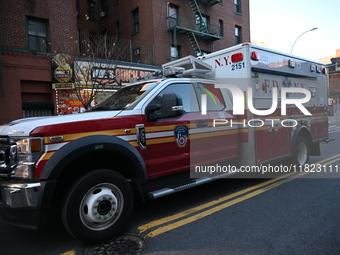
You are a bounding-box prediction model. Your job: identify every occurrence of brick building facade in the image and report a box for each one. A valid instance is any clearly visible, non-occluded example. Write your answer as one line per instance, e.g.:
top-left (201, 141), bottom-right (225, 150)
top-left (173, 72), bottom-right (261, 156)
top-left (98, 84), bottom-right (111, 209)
top-left (0, 0), bottom-right (78, 124)
top-left (86, 0), bottom-right (250, 65)
top-left (0, 0), bottom-right (250, 124)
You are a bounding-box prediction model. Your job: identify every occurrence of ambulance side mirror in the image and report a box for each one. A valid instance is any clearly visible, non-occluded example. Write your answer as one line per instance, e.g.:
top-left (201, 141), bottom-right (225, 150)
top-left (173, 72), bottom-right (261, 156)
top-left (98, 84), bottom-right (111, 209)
top-left (146, 104), bottom-right (162, 121)
top-left (161, 93), bottom-right (184, 118)
top-left (146, 93), bottom-right (184, 121)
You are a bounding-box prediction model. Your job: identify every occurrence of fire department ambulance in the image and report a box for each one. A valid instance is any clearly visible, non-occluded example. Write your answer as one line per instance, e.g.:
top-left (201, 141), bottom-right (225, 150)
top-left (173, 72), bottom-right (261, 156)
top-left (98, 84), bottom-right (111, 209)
top-left (0, 43), bottom-right (329, 242)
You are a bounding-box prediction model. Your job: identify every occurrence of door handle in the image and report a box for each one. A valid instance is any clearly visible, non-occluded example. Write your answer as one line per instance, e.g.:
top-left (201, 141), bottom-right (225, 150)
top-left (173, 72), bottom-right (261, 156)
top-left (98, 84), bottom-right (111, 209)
top-left (197, 121), bottom-right (208, 128)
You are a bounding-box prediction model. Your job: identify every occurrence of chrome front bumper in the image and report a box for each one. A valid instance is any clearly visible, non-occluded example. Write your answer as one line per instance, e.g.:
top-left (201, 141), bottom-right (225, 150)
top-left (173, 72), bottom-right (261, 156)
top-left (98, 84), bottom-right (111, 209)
top-left (0, 179), bottom-right (56, 229)
top-left (1, 182), bottom-right (41, 208)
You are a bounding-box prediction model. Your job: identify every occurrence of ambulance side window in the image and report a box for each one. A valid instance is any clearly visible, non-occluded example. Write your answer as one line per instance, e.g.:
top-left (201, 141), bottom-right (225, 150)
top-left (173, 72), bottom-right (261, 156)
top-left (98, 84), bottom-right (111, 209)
top-left (196, 82), bottom-right (225, 111)
top-left (148, 83), bottom-right (199, 118)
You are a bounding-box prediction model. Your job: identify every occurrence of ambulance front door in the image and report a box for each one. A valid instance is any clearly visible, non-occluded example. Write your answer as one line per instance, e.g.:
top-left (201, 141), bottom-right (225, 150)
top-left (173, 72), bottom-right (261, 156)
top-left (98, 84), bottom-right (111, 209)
top-left (143, 82), bottom-right (212, 179)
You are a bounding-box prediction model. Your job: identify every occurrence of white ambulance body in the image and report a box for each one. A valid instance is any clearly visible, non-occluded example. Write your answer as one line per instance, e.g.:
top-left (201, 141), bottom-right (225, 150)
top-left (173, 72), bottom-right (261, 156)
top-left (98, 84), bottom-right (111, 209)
top-left (163, 43), bottom-right (329, 166)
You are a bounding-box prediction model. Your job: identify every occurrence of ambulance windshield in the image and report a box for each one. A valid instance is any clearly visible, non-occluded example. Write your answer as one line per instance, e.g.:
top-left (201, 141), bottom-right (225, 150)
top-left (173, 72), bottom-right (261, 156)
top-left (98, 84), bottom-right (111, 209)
top-left (91, 81), bottom-right (160, 111)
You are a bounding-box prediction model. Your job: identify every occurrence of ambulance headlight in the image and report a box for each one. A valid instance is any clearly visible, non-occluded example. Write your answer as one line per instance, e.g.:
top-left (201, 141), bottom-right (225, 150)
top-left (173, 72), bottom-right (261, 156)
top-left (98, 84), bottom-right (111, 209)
top-left (13, 137), bottom-right (44, 179)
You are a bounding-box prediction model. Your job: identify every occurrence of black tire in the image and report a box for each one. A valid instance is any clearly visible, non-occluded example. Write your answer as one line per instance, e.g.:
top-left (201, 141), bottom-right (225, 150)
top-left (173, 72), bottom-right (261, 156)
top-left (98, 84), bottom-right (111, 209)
top-left (61, 170), bottom-right (133, 243)
top-left (292, 136), bottom-right (310, 166)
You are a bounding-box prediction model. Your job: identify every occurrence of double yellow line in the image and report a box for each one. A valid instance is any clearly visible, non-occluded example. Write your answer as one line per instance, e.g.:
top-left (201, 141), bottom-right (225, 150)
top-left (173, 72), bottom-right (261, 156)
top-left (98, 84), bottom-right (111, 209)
top-left (138, 154), bottom-right (340, 238)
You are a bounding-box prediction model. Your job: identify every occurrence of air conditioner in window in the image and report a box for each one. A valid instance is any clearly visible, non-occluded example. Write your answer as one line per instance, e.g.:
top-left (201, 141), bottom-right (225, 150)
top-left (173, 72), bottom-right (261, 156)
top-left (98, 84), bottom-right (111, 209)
top-left (100, 11), bottom-right (106, 17)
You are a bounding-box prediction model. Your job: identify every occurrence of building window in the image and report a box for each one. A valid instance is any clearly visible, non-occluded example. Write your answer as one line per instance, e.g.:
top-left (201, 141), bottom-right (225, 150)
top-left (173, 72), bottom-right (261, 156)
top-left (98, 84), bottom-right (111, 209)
top-left (132, 8), bottom-right (140, 35)
top-left (196, 14), bottom-right (209, 33)
top-left (76, 0), bottom-right (80, 17)
top-left (168, 4), bottom-right (179, 28)
top-left (234, 0), bottom-right (241, 14)
top-left (235, 26), bottom-right (242, 44)
top-left (87, 0), bottom-right (97, 21)
top-left (134, 48), bottom-right (141, 62)
top-left (100, 0), bottom-right (108, 18)
top-left (170, 45), bottom-right (180, 60)
top-left (219, 20), bottom-right (224, 37)
top-left (27, 17), bottom-right (49, 52)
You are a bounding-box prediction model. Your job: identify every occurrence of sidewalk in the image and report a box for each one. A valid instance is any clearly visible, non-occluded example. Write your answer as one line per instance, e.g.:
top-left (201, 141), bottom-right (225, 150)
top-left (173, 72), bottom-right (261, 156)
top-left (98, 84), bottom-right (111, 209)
top-left (328, 115), bottom-right (340, 124)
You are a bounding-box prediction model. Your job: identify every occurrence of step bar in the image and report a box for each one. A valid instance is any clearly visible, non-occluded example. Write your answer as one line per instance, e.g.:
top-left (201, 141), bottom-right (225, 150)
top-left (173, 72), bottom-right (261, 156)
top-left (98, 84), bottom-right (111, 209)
top-left (146, 170), bottom-right (239, 199)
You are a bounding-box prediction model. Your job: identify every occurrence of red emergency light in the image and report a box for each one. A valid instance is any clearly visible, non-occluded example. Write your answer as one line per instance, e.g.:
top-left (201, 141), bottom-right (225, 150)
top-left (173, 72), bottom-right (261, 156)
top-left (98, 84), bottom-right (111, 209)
top-left (251, 51), bottom-right (260, 61)
top-left (231, 53), bottom-right (243, 62)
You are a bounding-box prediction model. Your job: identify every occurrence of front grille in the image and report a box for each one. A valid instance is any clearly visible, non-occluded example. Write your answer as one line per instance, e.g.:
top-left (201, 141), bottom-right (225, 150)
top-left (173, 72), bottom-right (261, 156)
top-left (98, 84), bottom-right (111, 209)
top-left (0, 136), bottom-right (10, 144)
top-left (0, 136), bottom-right (17, 175)
top-left (0, 147), bottom-right (9, 165)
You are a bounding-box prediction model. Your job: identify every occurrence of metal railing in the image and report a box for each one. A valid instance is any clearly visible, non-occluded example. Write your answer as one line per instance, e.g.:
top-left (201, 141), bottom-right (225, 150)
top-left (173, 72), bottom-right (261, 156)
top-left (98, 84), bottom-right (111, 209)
top-left (168, 15), bottom-right (221, 38)
top-left (198, 0), bottom-right (222, 6)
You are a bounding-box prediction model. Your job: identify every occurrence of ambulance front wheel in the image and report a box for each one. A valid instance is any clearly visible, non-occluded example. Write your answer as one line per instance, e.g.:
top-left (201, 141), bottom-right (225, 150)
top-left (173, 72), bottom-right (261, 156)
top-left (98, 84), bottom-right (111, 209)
top-left (292, 136), bottom-right (310, 166)
top-left (61, 169), bottom-right (134, 243)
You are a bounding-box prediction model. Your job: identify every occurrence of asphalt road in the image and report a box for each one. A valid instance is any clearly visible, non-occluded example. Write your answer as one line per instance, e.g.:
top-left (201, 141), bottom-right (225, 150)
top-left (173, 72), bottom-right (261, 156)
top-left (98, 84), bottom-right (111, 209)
top-left (1, 122), bottom-right (340, 255)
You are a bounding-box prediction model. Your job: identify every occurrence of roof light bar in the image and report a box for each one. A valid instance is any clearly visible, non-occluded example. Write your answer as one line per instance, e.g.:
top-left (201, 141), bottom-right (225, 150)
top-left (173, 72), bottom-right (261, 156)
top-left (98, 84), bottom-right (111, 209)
top-left (129, 70), bottom-right (162, 83)
top-left (163, 66), bottom-right (185, 76)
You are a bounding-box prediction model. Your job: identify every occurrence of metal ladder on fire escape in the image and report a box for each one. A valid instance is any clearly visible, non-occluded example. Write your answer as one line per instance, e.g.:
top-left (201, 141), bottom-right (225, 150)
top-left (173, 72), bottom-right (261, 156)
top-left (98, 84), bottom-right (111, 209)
top-left (187, 0), bottom-right (207, 56)
top-left (187, 32), bottom-right (202, 57)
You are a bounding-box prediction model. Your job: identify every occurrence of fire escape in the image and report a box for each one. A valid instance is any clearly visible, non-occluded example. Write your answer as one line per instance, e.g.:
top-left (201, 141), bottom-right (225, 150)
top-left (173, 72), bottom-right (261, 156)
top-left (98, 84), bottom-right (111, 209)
top-left (168, 0), bottom-right (223, 58)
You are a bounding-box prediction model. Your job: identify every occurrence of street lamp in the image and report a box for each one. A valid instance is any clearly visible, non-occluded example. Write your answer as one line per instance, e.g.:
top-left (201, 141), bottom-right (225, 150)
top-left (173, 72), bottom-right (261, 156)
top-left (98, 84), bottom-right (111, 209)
top-left (290, 27), bottom-right (318, 54)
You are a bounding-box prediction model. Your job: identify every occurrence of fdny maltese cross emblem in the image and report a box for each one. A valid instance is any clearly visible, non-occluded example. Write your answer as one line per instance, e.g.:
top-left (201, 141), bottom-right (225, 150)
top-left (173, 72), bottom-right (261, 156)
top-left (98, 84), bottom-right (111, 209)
top-left (174, 125), bottom-right (189, 148)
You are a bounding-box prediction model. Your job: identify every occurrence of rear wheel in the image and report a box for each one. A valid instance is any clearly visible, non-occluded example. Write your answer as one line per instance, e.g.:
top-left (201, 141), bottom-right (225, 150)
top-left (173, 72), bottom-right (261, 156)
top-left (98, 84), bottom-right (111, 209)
top-left (292, 136), bottom-right (310, 166)
top-left (62, 170), bottom-right (133, 243)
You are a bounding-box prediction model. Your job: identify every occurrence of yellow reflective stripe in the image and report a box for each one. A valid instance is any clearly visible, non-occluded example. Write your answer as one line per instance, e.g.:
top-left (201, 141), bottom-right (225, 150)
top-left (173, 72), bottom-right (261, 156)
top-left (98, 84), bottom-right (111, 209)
top-left (42, 141), bottom-right (140, 161)
top-left (45, 129), bottom-right (136, 144)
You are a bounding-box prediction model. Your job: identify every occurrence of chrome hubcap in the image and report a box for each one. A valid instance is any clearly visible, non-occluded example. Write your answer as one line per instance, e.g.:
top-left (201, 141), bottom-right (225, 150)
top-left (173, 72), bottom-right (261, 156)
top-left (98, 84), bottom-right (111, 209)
top-left (80, 183), bottom-right (123, 230)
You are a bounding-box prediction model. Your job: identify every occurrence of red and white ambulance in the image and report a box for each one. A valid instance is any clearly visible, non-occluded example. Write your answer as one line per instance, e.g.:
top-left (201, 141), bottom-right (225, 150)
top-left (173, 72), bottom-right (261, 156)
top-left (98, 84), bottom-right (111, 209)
top-left (0, 43), bottom-right (329, 242)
